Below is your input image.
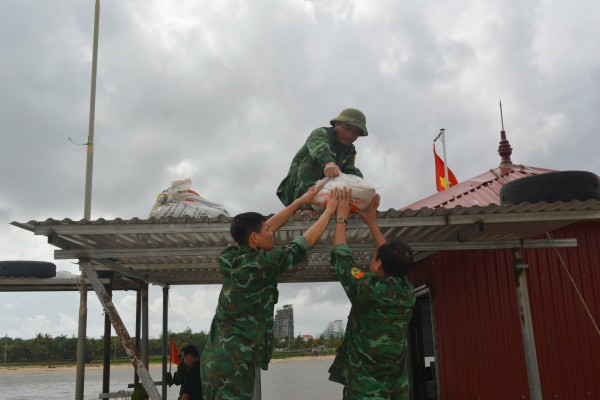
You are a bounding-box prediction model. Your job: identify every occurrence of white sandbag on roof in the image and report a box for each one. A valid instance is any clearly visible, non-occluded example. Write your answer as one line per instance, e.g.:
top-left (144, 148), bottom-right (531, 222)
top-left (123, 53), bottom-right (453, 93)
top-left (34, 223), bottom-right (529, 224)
top-left (314, 173), bottom-right (377, 211)
top-left (149, 179), bottom-right (230, 219)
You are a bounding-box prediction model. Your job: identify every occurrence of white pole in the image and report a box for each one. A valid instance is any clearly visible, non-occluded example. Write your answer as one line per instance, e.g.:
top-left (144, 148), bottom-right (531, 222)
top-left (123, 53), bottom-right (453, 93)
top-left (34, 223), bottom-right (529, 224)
top-left (433, 129), bottom-right (450, 190)
top-left (84, 0), bottom-right (100, 220)
top-left (440, 130), bottom-right (449, 190)
top-left (77, 2), bottom-right (100, 399)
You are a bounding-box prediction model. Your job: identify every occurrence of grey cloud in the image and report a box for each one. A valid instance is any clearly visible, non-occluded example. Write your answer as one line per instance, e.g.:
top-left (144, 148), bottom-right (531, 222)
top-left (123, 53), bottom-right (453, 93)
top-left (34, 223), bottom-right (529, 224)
top-left (2, 0), bottom-right (599, 338)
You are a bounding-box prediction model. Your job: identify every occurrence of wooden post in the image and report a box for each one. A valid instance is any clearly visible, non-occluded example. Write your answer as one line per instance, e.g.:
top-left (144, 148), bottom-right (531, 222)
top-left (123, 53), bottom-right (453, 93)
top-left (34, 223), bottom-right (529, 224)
top-left (252, 366), bottom-right (262, 400)
top-left (75, 274), bottom-right (87, 400)
top-left (513, 251), bottom-right (543, 400)
top-left (162, 287), bottom-right (169, 399)
top-left (102, 283), bottom-right (113, 395)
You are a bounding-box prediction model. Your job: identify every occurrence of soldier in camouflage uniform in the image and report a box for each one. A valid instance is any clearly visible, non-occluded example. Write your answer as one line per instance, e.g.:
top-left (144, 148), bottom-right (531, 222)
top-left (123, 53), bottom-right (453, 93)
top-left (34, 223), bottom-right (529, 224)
top-left (276, 108), bottom-right (368, 213)
top-left (329, 189), bottom-right (416, 400)
top-left (200, 187), bottom-right (342, 400)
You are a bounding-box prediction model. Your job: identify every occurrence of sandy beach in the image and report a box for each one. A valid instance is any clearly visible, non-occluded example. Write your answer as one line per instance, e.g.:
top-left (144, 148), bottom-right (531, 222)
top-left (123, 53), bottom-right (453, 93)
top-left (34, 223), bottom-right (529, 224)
top-left (0, 355), bottom-right (335, 374)
top-left (270, 355), bottom-right (335, 363)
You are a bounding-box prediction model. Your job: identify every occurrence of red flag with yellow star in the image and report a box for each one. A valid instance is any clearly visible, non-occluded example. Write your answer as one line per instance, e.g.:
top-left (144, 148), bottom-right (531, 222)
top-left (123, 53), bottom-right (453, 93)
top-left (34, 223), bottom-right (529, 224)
top-left (434, 143), bottom-right (458, 191)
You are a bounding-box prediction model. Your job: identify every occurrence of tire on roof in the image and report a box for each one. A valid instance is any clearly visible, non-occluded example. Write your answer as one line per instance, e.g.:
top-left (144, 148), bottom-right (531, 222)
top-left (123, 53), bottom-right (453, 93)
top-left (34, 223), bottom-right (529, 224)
top-left (500, 170), bottom-right (600, 205)
top-left (0, 261), bottom-right (57, 278)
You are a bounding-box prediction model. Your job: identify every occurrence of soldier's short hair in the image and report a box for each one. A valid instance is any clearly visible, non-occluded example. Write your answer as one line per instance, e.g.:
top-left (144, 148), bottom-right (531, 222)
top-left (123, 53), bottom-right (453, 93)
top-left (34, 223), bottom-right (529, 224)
top-left (377, 239), bottom-right (413, 277)
top-left (230, 212), bottom-right (266, 245)
top-left (181, 344), bottom-right (200, 358)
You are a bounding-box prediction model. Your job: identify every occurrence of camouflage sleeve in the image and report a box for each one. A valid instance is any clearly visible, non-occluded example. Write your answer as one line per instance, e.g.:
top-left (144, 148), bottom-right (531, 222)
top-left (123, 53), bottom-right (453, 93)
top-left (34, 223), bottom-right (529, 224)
top-left (331, 244), bottom-right (364, 299)
top-left (342, 163), bottom-right (363, 178)
top-left (266, 236), bottom-right (309, 273)
top-left (305, 128), bottom-right (336, 168)
top-left (340, 148), bottom-right (363, 178)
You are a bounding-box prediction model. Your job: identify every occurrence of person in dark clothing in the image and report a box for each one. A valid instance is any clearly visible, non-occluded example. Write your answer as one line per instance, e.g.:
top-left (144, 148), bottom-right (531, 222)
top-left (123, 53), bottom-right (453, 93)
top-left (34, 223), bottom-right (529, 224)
top-left (166, 356), bottom-right (187, 394)
top-left (179, 345), bottom-right (203, 400)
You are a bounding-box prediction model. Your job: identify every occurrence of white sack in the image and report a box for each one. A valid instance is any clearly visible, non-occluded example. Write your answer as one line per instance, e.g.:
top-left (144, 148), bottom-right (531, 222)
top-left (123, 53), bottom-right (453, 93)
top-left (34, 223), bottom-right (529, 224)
top-left (314, 173), bottom-right (377, 211)
top-left (149, 179), bottom-right (230, 219)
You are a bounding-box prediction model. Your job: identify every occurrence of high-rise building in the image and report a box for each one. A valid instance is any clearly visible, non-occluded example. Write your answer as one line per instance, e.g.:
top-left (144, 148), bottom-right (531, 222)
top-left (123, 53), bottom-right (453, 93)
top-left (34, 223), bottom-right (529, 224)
top-left (273, 304), bottom-right (294, 339)
top-left (320, 319), bottom-right (344, 338)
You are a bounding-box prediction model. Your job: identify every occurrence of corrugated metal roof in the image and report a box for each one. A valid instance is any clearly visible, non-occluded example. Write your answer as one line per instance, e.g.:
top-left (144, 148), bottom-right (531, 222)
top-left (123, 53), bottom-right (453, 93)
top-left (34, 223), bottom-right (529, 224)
top-left (0, 275), bottom-right (138, 291)
top-left (9, 199), bottom-right (600, 286)
top-left (403, 164), bottom-right (556, 209)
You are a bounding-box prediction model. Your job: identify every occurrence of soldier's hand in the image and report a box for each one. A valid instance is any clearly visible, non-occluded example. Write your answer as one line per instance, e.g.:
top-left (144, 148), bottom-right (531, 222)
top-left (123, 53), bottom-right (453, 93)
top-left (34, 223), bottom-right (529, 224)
top-left (166, 372), bottom-right (174, 386)
top-left (297, 185), bottom-right (319, 205)
top-left (357, 194), bottom-right (380, 225)
top-left (337, 188), bottom-right (352, 219)
top-left (324, 162), bottom-right (341, 178)
top-left (324, 188), bottom-right (341, 214)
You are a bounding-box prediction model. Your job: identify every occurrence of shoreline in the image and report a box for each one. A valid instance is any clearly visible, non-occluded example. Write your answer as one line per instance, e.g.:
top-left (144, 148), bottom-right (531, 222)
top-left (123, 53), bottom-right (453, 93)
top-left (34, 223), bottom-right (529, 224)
top-left (0, 355), bottom-right (335, 373)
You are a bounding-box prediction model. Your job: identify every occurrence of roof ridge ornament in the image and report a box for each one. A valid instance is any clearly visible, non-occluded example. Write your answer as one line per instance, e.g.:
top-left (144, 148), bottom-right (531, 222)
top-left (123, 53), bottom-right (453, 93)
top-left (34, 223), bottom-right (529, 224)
top-left (498, 100), bottom-right (514, 173)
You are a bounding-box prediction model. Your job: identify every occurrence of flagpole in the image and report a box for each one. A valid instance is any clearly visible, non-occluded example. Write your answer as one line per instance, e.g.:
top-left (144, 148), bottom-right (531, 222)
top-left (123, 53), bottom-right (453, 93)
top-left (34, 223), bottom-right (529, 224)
top-left (77, 3), bottom-right (100, 399)
top-left (169, 337), bottom-right (172, 374)
top-left (84, 0), bottom-right (100, 220)
top-left (434, 128), bottom-right (449, 190)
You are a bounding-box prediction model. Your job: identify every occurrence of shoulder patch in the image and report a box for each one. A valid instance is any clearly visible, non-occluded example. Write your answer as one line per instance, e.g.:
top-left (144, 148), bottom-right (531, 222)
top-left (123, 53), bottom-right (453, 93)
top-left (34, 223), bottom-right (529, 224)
top-left (350, 266), bottom-right (365, 279)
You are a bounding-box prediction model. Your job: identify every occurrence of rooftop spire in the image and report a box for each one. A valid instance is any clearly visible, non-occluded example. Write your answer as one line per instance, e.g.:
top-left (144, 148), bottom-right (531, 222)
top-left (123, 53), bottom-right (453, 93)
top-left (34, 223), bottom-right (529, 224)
top-left (498, 100), bottom-right (513, 172)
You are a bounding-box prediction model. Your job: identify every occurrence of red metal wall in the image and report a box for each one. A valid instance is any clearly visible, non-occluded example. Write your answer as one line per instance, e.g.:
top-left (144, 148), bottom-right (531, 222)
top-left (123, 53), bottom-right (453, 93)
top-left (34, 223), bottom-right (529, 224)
top-left (524, 221), bottom-right (600, 399)
top-left (408, 221), bottom-right (600, 399)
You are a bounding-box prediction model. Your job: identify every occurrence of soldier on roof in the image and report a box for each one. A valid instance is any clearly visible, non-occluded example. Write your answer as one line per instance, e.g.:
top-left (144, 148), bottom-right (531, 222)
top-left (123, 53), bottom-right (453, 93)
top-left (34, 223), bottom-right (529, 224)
top-left (276, 108), bottom-right (367, 215)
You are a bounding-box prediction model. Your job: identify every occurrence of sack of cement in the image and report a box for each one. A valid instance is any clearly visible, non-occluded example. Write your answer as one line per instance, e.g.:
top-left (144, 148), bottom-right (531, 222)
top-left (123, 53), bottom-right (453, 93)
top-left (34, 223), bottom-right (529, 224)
top-left (314, 173), bottom-right (377, 211)
top-left (149, 179), bottom-right (230, 219)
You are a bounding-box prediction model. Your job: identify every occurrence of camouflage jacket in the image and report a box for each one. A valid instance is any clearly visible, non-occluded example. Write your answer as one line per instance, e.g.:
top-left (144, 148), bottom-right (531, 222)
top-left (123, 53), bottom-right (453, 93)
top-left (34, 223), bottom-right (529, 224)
top-left (328, 244), bottom-right (415, 399)
top-left (204, 236), bottom-right (309, 370)
top-left (276, 127), bottom-right (363, 206)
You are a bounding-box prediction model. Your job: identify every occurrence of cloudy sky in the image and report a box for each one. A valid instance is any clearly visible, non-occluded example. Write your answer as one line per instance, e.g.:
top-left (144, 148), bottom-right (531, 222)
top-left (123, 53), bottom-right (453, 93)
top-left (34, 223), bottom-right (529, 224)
top-left (1, 0), bottom-right (599, 341)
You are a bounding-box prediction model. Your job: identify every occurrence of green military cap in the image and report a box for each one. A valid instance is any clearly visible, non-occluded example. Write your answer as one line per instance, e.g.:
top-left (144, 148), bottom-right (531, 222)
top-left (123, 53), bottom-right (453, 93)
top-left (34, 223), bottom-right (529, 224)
top-left (330, 108), bottom-right (368, 136)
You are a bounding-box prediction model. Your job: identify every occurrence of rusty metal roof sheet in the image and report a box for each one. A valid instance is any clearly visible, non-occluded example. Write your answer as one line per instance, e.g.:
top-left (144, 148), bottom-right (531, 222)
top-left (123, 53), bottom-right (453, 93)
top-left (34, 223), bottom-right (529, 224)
top-left (0, 274), bottom-right (139, 292)
top-left (402, 164), bottom-right (556, 209)
top-left (10, 199), bottom-right (600, 286)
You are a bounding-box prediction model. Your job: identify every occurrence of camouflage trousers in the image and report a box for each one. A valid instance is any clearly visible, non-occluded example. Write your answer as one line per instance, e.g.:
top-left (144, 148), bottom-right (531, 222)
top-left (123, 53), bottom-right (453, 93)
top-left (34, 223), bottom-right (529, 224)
top-left (200, 349), bottom-right (255, 400)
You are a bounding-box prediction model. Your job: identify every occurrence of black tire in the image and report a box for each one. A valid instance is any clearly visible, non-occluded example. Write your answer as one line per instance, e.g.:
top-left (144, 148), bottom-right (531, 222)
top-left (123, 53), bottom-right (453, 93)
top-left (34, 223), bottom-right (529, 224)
top-left (500, 170), bottom-right (600, 205)
top-left (0, 261), bottom-right (57, 278)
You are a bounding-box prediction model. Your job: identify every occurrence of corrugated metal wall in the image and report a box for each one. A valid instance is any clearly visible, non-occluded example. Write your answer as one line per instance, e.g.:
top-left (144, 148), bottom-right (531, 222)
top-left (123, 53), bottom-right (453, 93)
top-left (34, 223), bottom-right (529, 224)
top-left (524, 221), bottom-right (600, 399)
top-left (435, 250), bottom-right (529, 399)
top-left (409, 221), bottom-right (600, 399)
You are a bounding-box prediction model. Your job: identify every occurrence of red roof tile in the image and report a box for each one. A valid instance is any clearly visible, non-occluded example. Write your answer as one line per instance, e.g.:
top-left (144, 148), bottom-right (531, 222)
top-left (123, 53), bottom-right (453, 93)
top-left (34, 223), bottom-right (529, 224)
top-left (402, 164), bottom-right (556, 210)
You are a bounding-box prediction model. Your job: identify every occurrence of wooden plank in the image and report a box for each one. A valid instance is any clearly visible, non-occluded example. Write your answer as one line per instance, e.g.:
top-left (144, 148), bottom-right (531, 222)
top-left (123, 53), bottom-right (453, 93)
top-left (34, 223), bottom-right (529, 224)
top-left (80, 260), bottom-right (162, 400)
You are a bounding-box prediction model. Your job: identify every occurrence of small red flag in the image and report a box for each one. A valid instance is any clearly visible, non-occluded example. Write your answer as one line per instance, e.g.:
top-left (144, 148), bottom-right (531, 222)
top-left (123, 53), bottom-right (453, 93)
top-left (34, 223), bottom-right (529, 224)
top-left (434, 144), bottom-right (458, 191)
top-left (170, 339), bottom-right (181, 365)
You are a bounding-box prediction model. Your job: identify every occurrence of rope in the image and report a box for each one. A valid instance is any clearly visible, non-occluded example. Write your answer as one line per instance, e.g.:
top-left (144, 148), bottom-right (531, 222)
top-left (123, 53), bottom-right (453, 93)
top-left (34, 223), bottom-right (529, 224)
top-left (68, 137), bottom-right (91, 146)
top-left (545, 232), bottom-right (600, 338)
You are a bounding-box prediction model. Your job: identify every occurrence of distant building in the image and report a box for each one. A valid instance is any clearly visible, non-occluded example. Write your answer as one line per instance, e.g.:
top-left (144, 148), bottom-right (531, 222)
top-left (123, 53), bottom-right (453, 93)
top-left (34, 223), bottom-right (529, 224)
top-left (320, 319), bottom-right (344, 338)
top-left (273, 304), bottom-right (294, 339)
top-left (301, 334), bottom-right (315, 341)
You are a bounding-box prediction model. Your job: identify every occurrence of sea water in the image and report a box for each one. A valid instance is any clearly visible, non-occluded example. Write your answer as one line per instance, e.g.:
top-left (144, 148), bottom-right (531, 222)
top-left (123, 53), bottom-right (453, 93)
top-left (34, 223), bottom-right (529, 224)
top-left (0, 357), bottom-right (341, 400)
